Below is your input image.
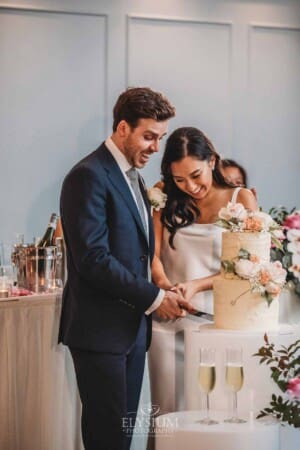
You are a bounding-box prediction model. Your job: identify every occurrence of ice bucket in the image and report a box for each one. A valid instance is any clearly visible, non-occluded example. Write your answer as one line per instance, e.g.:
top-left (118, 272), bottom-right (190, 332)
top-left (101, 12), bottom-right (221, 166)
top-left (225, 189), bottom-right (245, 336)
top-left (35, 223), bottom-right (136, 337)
top-left (13, 245), bottom-right (57, 292)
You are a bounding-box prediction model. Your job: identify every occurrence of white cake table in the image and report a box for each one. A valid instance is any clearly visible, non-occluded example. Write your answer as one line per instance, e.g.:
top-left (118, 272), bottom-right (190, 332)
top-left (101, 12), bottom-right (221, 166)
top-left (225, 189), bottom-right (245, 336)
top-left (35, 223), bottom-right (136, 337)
top-left (0, 293), bottom-right (83, 450)
top-left (184, 324), bottom-right (300, 416)
top-left (155, 410), bottom-right (279, 450)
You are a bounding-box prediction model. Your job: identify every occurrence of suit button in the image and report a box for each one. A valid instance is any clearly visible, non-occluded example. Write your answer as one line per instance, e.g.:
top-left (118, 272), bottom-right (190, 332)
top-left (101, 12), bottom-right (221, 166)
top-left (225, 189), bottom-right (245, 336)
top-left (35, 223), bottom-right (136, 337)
top-left (140, 255), bottom-right (147, 262)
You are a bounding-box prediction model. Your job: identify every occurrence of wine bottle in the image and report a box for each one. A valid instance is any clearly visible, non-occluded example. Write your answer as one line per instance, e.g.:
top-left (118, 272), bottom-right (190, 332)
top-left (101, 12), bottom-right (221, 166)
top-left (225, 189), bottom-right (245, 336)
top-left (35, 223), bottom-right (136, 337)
top-left (38, 213), bottom-right (58, 247)
top-left (53, 216), bottom-right (63, 240)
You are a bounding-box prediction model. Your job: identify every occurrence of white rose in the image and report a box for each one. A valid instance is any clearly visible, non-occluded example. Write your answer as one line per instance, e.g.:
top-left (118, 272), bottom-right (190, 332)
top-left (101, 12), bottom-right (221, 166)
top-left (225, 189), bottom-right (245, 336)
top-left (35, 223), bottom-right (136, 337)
top-left (267, 261), bottom-right (287, 285)
top-left (292, 253), bottom-right (300, 265)
top-left (287, 228), bottom-right (300, 243)
top-left (273, 229), bottom-right (285, 240)
top-left (264, 281), bottom-right (281, 296)
top-left (147, 187), bottom-right (167, 211)
top-left (287, 241), bottom-right (300, 254)
top-left (235, 259), bottom-right (260, 279)
top-left (218, 207), bottom-right (231, 221)
top-left (218, 202), bottom-right (247, 221)
top-left (289, 264), bottom-right (300, 280)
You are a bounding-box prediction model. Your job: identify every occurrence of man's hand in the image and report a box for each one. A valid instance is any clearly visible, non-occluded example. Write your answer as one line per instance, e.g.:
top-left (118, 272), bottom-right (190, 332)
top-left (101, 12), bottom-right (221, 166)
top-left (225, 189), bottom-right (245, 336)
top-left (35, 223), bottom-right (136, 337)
top-left (155, 289), bottom-right (196, 320)
top-left (155, 290), bottom-right (184, 320)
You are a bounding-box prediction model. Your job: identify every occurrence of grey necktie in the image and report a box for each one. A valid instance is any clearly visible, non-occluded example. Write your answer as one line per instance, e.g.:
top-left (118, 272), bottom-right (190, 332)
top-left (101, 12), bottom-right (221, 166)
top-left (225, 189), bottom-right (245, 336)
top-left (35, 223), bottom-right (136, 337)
top-left (126, 167), bottom-right (147, 233)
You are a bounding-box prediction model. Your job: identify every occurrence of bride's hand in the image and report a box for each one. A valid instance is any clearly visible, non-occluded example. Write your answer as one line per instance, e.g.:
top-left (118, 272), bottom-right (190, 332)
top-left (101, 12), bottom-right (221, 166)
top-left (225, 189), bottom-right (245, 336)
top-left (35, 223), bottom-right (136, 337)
top-left (172, 280), bottom-right (199, 303)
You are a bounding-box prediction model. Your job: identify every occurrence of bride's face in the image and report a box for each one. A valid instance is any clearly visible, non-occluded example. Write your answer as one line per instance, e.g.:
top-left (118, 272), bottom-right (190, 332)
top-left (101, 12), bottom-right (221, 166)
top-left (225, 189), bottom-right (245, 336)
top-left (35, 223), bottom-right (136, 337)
top-left (171, 155), bottom-right (214, 199)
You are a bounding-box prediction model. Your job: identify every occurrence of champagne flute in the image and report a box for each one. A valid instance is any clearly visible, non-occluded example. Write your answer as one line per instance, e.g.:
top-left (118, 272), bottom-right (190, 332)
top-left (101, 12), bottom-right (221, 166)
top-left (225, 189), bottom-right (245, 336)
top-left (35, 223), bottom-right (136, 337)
top-left (224, 347), bottom-right (246, 423)
top-left (197, 348), bottom-right (218, 424)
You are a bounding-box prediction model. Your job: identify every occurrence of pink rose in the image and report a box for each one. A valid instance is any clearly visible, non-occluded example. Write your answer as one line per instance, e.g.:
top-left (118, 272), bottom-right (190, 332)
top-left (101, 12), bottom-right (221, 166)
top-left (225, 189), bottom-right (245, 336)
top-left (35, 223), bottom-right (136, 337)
top-left (218, 202), bottom-right (248, 221)
top-left (286, 377), bottom-right (300, 400)
top-left (283, 212), bottom-right (300, 230)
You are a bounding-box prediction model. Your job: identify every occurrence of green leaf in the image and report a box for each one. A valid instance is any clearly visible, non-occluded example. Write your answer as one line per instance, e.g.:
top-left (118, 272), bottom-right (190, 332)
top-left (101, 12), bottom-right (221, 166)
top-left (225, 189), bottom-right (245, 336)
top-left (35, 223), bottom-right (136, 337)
top-left (238, 248), bottom-right (250, 259)
top-left (265, 292), bottom-right (274, 306)
top-left (221, 260), bottom-right (236, 273)
top-left (257, 412), bottom-right (267, 419)
top-left (270, 232), bottom-right (283, 250)
top-left (282, 254), bottom-right (293, 268)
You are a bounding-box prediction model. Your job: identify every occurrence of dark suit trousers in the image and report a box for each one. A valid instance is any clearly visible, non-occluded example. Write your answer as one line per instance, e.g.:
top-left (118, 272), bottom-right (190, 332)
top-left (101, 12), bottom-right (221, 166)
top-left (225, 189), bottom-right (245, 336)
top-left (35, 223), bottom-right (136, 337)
top-left (70, 315), bottom-right (147, 450)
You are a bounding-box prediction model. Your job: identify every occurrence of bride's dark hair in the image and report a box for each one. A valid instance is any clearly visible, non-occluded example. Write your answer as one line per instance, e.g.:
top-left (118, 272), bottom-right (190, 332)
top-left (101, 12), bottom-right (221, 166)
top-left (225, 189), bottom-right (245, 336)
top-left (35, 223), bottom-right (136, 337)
top-left (161, 126), bottom-right (229, 248)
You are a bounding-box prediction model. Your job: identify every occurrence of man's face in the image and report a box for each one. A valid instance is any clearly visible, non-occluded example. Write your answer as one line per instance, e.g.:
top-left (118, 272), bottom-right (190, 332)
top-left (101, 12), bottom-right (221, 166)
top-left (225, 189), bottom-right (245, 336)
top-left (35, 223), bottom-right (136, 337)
top-left (121, 118), bottom-right (168, 168)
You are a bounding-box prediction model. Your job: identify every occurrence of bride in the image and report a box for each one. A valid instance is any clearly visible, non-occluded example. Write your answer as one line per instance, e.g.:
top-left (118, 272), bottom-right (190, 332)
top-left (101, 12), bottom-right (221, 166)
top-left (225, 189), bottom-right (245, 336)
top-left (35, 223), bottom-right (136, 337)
top-left (148, 126), bottom-right (257, 415)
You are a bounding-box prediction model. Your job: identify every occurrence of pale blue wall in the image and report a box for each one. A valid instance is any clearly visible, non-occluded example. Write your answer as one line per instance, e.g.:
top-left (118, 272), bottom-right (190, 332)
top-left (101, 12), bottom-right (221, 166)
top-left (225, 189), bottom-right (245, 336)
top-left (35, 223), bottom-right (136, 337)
top-left (0, 0), bottom-right (299, 245)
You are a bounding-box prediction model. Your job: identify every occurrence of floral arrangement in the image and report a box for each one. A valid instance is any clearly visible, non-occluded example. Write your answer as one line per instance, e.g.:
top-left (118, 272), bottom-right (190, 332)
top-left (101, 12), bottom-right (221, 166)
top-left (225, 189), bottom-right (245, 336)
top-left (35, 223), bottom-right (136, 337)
top-left (216, 202), bottom-right (281, 245)
top-left (254, 334), bottom-right (300, 428)
top-left (147, 187), bottom-right (167, 211)
top-left (222, 249), bottom-right (287, 305)
top-left (269, 206), bottom-right (300, 298)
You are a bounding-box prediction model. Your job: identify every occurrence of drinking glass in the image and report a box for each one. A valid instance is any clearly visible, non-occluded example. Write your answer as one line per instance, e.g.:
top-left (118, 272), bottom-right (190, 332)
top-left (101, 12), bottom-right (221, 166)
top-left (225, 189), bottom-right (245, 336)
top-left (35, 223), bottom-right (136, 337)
top-left (197, 348), bottom-right (218, 424)
top-left (45, 278), bottom-right (63, 294)
top-left (224, 347), bottom-right (246, 423)
top-left (0, 265), bottom-right (14, 297)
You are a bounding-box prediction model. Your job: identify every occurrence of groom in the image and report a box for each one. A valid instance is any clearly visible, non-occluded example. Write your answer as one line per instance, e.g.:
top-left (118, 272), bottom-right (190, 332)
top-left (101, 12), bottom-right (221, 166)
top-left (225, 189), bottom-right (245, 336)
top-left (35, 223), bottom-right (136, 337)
top-left (58, 87), bottom-right (194, 450)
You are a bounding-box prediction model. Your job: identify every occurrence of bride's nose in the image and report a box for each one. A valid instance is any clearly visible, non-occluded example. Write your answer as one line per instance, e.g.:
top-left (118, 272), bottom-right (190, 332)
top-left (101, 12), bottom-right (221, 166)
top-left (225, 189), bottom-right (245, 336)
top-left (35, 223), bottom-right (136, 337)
top-left (186, 178), bottom-right (198, 193)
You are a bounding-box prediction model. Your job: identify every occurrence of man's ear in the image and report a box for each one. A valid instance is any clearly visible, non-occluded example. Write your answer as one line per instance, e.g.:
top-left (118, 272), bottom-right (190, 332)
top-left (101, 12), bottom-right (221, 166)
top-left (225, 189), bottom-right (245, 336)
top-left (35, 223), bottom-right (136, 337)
top-left (116, 120), bottom-right (130, 138)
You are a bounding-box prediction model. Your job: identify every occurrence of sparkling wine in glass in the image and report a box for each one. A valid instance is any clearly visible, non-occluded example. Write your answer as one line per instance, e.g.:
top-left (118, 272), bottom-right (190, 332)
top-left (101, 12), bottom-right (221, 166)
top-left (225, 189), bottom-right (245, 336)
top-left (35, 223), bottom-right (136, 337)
top-left (224, 347), bottom-right (246, 423)
top-left (197, 348), bottom-right (218, 425)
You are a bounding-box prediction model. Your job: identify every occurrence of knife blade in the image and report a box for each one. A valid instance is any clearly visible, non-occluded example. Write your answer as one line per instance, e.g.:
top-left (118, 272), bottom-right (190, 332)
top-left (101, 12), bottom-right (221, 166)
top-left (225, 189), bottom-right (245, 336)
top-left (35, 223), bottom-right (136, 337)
top-left (191, 310), bottom-right (214, 321)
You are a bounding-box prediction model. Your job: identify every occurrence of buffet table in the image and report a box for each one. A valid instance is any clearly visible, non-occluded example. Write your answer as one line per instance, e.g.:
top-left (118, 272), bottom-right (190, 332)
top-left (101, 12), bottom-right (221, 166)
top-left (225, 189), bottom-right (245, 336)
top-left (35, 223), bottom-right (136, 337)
top-left (0, 294), bottom-right (83, 450)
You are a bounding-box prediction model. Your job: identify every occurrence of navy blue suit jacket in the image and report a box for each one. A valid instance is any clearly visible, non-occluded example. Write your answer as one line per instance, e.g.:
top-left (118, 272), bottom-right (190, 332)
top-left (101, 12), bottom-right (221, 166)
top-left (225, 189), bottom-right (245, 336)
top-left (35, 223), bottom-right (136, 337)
top-left (58, 143), bottom-right (159, 353)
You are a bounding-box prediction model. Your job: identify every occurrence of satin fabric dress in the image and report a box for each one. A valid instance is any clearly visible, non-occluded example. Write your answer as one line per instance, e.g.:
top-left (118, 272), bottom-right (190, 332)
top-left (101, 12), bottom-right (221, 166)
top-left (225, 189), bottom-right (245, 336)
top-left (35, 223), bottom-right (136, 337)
top-left (148, 222), bottom-right (224, 415)
top-left (148, 188), bottom-right (244, 416)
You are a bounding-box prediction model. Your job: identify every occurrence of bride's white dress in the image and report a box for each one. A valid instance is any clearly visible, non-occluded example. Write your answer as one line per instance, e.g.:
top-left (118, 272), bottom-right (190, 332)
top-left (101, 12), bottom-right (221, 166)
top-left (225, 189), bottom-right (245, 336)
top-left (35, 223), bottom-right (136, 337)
top-left (148, 222), bottom-right (224, 415)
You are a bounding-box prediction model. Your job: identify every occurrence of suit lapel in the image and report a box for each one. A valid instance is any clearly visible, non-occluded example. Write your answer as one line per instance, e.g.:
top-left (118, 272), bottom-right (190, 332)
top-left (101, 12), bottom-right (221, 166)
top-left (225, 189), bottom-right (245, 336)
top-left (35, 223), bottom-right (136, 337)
top-left (99, 145), bottom-right (149, 244)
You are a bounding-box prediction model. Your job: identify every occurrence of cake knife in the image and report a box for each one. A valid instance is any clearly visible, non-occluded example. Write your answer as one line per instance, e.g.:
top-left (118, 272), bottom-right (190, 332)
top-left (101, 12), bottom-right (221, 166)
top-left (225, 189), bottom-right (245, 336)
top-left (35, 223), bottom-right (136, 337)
top-left (191, 310), bottom-right (214, 321)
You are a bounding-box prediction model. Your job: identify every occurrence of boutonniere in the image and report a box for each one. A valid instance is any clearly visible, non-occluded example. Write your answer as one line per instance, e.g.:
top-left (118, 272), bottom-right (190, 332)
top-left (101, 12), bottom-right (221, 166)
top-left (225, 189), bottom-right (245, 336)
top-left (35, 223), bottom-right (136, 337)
top-left (147, 187), bottom-right (167, 211)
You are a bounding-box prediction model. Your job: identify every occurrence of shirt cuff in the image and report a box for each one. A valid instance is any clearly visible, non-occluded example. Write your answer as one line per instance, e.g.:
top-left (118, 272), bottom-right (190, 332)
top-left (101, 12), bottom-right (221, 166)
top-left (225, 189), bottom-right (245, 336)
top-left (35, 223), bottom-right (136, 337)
top-left (145, 289), bottom-right (165, 315)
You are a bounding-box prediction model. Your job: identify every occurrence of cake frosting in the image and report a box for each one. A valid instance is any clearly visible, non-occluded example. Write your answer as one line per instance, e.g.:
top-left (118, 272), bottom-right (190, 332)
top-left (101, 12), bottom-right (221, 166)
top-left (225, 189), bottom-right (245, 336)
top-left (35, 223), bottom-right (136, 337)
top-left (221, 232), bottom-right (271, 263)
top-left (213, 231), bottom-right (279, 330)
top-left (214, 278), bottom-right (279, 330)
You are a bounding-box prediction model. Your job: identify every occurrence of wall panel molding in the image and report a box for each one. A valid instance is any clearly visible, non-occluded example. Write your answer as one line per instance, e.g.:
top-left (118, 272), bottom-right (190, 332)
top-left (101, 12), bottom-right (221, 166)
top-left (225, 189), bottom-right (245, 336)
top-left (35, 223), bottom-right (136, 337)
top-left (126, 13), bottom-right (233, 85)
top-left (128, 12), bottom-right (232, 26)
top-left (246, 21), bottom-right (300, 207)
top-left (0, 4), bottom-right (106, 16)
top-left (247, 22), bottom-right (300, 87)
top-left (126, 14), bottom-right (233, 157)
top-left (0, 4), bottom-right (109, 130)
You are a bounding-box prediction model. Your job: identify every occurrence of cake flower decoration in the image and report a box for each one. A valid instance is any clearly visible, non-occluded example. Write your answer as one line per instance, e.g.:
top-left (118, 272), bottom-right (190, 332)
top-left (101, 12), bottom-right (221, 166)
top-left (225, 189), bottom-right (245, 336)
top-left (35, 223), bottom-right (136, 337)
top-left (269, 206), bottom-right (300, 298)
top-left (222, 249), bottom-right (287, 305)
top-left (217, 202), bottom-right (282, 248)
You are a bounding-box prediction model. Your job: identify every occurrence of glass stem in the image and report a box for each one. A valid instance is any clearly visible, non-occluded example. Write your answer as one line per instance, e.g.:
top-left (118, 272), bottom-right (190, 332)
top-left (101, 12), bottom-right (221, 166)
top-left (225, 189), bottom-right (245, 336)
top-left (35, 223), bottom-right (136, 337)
top-left (233, 392), bottom-right (237, 418)
top-left (206, 394), bottom-right (210, 418)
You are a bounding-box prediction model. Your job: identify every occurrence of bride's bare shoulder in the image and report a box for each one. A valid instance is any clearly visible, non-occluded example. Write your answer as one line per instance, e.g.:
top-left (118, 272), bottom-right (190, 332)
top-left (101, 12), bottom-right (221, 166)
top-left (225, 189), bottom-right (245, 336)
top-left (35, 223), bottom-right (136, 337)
top-left (153, 181), bottom-right (164, 190)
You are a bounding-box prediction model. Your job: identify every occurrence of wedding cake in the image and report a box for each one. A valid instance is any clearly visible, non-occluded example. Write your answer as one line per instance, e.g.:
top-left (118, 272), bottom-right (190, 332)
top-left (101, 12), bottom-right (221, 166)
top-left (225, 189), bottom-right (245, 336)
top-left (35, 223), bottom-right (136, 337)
top-left (213, 203), bottom-right (286, 331)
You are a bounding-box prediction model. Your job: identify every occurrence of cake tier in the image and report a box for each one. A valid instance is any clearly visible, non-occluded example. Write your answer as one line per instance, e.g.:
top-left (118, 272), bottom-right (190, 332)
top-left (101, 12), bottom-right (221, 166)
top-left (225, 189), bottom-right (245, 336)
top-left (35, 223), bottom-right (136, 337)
top-left (221, 231), bottom-right (271, 263)
top-left (213, 277), bottom-right (279, 330)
